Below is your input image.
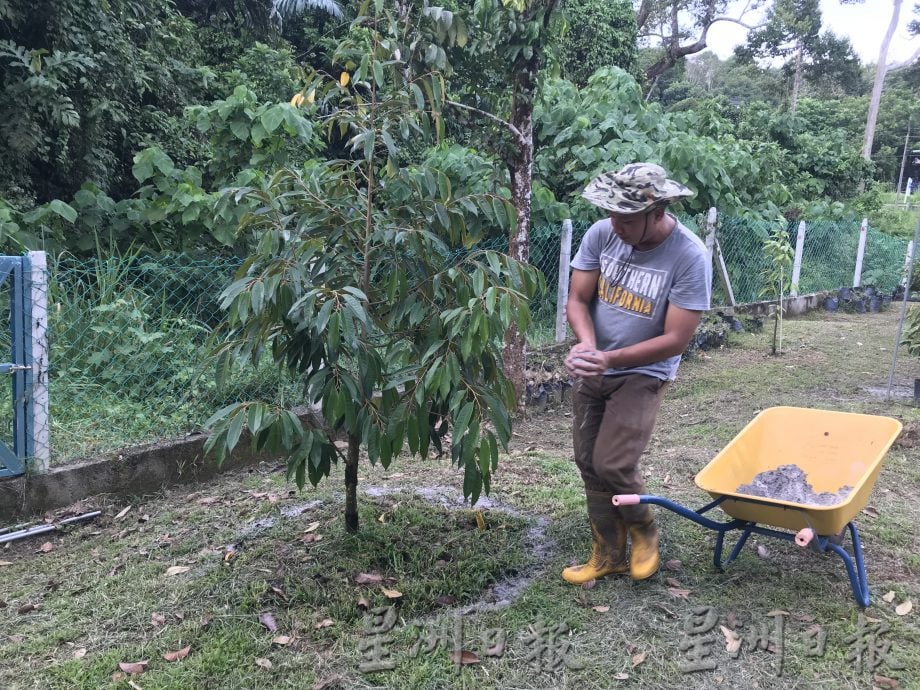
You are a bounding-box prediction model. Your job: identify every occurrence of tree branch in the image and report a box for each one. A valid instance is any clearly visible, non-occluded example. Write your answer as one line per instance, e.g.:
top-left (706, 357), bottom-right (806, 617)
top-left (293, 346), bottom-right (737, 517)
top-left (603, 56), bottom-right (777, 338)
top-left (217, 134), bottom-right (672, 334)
top-left (636, 0), bottom-right (653, 33)
top-left (445, 99), bottom-right (526, 147)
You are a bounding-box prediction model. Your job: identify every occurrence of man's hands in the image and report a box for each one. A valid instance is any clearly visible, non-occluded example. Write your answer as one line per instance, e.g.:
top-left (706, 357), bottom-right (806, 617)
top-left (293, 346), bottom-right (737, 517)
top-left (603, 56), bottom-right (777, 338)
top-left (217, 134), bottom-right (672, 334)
top-left (565, 342), bottom-right (608, 377)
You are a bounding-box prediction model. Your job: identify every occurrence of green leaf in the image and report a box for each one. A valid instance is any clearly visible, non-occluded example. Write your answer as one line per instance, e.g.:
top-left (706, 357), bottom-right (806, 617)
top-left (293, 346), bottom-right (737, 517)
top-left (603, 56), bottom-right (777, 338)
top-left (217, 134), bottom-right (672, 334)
top-left (227, 410), bottom-right (245, 451)
top-left (47, 200), bottom-right (77, 224)
top-left (248, 404), bottom-right (265, 436)
top-left (261, 106), bottom-right (285, 134)
top-left (410, 83), bottom-right (425, 111)
top-left (230, 119), bottom-right (250, 141)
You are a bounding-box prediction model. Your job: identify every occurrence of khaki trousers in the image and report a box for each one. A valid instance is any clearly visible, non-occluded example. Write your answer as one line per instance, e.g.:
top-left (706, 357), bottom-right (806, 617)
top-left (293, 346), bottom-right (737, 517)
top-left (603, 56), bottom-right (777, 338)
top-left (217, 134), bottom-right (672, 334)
top-left (572, 373), bottom-right (668, 494)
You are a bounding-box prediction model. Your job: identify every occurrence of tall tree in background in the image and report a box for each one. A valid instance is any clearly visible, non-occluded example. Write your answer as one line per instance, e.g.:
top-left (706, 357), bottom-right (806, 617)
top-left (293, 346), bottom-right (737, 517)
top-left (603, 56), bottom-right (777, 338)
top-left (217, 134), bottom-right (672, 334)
top-left (635, 0), bottom-right (762, 83)
top-left (735, 0), bottom-right (822, 113)
top-left (859, 0), bottom-right (920, 162)
top-left (443, 0), bottom-right (564, 408)
top-left (862, 0), bottom-right (903, 160)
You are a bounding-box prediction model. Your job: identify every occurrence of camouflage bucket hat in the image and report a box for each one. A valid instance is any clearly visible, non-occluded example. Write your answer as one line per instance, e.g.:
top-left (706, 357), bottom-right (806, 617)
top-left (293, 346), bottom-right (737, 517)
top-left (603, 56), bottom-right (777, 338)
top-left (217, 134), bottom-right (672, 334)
top-left (581, 162), bottom-right (694, 214)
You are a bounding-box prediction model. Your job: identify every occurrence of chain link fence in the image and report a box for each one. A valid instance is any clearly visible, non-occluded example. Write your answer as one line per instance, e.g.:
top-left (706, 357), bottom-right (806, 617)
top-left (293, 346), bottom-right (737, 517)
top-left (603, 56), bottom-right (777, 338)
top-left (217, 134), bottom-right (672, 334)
top-left (5, 215), bottom-right (911, 466)
top-left (45, 255), bottom-right (312, 462)
top-left (529, 216), bottom-right (910, 311)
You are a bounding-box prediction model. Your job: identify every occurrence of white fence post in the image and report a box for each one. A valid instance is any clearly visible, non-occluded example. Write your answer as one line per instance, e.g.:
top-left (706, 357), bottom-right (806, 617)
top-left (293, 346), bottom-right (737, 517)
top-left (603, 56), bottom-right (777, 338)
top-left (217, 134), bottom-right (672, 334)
top-left (704, 207), bottom-right (717, 268)
top-left (27, 251), bottom-right (50, 473)
top-left (705, 207), bottom-right (736, 307)
top-left (902, 240), bottom-right (915, 289)
top-left (853, 218), bottom-right (868, 288)
top-left (790, 221), bottom-right (806, 297)
top-left (555, 219), bottom-right (573, 343)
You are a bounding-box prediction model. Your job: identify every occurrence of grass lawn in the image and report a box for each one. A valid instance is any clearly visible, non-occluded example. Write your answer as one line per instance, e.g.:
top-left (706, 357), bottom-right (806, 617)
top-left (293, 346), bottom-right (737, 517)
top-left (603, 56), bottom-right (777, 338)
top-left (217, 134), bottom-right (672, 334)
top-left (1, 309), bottom-right (918, 689)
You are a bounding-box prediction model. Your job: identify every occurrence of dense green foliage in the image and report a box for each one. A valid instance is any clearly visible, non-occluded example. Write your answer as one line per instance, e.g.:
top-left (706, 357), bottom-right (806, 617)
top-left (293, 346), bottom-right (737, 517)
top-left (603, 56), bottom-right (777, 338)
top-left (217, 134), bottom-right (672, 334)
top-left (0, 0), bottom-right (918, 253)
top-left (556, 0), bottom-right (636, 86)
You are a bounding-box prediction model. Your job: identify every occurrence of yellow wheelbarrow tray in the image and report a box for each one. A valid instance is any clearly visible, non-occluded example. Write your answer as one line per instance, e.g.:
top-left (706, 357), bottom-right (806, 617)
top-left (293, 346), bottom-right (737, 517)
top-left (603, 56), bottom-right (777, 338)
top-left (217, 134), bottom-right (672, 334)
top-left (614, 407), bottom-right (903, 607)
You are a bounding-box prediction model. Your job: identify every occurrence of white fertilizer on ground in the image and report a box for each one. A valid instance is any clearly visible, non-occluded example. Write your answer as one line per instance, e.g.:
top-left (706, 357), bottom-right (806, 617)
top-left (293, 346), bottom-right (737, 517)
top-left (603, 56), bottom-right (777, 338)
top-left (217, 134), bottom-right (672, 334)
top-left (736, 464), bottom-right (852, 506)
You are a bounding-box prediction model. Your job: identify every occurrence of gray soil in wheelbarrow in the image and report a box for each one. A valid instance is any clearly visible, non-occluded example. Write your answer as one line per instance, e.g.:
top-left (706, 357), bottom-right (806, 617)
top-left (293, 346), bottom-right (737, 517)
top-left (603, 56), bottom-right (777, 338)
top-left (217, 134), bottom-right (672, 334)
top-left (736, 464), bottom-right (852, 506)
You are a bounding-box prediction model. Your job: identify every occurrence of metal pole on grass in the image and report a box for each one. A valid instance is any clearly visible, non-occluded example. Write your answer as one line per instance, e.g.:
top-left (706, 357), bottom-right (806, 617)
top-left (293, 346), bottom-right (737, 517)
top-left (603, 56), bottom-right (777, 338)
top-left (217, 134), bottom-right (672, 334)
top-left (886, 216), bottom-right (920, 400)
top-left (555, 219), bottom-right (573, 343)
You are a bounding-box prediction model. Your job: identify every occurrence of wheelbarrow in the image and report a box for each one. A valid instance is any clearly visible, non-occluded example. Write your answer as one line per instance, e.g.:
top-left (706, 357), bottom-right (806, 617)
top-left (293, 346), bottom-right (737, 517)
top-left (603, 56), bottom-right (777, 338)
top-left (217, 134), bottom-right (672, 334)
top-left (613, 407), bottom-right (903, 607)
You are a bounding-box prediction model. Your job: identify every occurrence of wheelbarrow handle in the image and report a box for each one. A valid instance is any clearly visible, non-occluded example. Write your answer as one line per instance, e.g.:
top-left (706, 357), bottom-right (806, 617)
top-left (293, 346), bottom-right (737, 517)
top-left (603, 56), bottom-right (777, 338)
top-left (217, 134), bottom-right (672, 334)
top-left (795, 528), bottom-right (815, 547)
top-left (612, 494), bottom-right (641, 506)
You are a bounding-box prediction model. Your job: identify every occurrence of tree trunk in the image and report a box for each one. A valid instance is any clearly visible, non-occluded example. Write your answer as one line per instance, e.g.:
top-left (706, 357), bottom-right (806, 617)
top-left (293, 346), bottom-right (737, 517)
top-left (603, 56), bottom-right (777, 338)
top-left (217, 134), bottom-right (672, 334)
top-left (790, 41), bottom-right (803, 114)
top-left (344, 433), bottom-right (360, 534)
top-left (504, 55), bottom-right (537, 412)
top-left (863, 0), bottom-right (903, 161)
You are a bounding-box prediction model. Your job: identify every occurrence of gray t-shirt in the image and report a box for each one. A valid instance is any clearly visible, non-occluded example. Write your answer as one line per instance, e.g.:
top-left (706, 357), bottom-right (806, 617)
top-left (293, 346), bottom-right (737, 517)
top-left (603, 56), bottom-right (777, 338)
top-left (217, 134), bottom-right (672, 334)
top-left (570, 215), bottom-right (711, 381)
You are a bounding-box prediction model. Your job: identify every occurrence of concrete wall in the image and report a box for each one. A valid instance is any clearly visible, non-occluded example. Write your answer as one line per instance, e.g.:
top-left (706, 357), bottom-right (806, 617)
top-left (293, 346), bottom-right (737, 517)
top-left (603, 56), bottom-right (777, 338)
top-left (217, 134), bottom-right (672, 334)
top-left (733, 291), bottom-right (831, 318)
top-left (0, 406), bottom-right (323, 521)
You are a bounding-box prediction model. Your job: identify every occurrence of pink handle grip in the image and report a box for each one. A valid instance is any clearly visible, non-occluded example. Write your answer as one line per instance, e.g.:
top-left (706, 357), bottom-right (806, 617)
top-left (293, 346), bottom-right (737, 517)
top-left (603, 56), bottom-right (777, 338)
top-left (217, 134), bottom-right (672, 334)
top-left (612, 494), bottom-right (641, 506)
top-left (795, 528), bottom-right (814, 547)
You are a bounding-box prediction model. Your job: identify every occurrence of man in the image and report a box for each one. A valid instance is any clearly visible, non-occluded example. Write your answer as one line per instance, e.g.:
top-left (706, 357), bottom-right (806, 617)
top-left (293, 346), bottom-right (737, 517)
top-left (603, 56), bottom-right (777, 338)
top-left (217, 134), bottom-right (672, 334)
top-left (561, 162), bottom-right (711, 585)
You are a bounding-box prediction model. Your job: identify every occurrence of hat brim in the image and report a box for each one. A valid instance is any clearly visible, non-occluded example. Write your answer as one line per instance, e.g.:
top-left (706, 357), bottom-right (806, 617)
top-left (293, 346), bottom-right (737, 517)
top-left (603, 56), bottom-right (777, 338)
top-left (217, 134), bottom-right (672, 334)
top-left (581, 179), bottom-right (695, 214)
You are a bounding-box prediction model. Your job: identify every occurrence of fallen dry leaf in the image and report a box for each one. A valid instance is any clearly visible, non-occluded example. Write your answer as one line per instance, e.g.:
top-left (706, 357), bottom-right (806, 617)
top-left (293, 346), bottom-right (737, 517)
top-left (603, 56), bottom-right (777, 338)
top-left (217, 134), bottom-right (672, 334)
top-left (111, 672), bottom-right (126, 683)
top-left (354, 572), bottom-right (383, 585)
top-left (162, 646), bottom-right (191, 662)
top-left (118, 661), bottom-right (149, 675)
top-left (667, 587), bottom-right (692, 599)
top-left (592, 605), bottom-right (610, 613)
top-left (314, 619), bottom-right (334, 629)
top-left (720, 625), bottom-right (741, 653)
top-left (756, 544), bottom-right (769, 559)
top-left (197, 496), bottom-right (220, 505)
top-left (38, 542), bottom-right (53, 553)
top-left (151, 612), bottom-right (166, 627)
top-left (0, 560), bottom-right (13, 567)
top-left (766, 610), bottom-right (789, 617)
top-left (114, 505), bottom-right (132, 521)
top-left (862, 506), bottom-right (880, 519)
top-left (303, 521), bottom-right (320, 533)
top-left (631, 651), bottom-right (647, 668)
top-left (17, 603), bottom-right (36, 615)
top-left (665, 577), bottom-right (683, 588)
top-left (895, 599), bottom-right (912, 616)
top-left (882, 591), bottom-right (896, 603)
top-left (272, 635), bottom-right (293, 646)
top-left (255, 657), bottom-right (272, 670)
top-left (448, 650), bottom-right (481, 665)
top-left (314, 675), bottom-right (341, 690)
top-left (726, 611), bottom-right (738, 627)
top-left (165, 565), bottom-right (190, 577)
top-left (269, 585), bottom-right (288, 601)
top-left (300, 533), bottom-right (323, 544)
top-left (259, 613), bottom-right (278, 632)
top-left (614, 672), bottom-right (629, 680)
top-left (357, 597), bottom-right (370, 610)
top-left (436, 594), bottom-right (457, 606)
top-left (873, 674), bottom-right (899, 689)
top-left (581, 579), bottom-right (597, 590)
top-left (377, 513), bottom-right (387, 523)
top-left (381, 586), bottom-right (402, 599)
top-left (73, 648), bottom-right (87, 659)
top-left (664, 559), bottom-right (682, 571)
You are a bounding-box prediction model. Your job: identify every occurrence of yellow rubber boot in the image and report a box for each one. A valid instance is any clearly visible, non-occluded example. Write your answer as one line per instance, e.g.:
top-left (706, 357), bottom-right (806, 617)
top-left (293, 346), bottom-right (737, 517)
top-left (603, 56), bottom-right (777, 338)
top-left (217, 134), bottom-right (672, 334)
top-left (561, 491), bottom-right (628, 585)
top-left (621, 505), bottom-right (660, 581)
